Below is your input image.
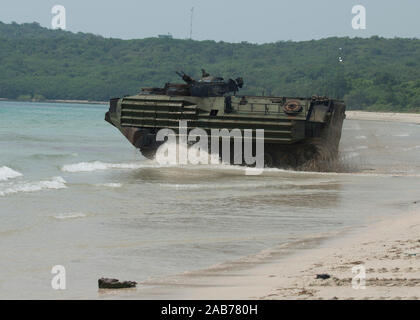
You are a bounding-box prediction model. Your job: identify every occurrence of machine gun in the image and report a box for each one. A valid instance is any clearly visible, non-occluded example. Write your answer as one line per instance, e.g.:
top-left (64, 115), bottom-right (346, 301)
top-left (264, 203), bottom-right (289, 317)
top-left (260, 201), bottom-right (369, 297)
top-left (175, 71), bottom-right (195, 84)
top-left (175, 70), bottom-right (244, 97)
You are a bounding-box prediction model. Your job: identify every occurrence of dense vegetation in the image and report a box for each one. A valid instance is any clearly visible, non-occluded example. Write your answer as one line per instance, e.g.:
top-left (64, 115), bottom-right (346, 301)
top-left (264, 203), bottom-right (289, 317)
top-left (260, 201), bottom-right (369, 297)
top-left (1, 22), bottom-right (419, 111)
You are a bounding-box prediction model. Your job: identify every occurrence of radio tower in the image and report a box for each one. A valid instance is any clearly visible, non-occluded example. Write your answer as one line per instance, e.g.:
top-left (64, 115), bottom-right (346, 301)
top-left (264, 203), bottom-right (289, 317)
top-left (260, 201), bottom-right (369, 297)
top-left (189, 7), bottom-right (194, 40)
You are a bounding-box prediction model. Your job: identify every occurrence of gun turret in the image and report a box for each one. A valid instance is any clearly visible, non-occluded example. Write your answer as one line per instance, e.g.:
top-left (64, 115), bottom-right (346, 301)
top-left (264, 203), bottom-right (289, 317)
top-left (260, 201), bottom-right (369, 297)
top-left (143, 69), bottom-right (244, 97)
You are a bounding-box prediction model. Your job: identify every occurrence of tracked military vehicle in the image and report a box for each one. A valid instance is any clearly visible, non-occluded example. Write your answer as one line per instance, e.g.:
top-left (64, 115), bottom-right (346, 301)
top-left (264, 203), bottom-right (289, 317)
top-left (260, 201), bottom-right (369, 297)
top-left (105, 70), bottom-right (346, 169)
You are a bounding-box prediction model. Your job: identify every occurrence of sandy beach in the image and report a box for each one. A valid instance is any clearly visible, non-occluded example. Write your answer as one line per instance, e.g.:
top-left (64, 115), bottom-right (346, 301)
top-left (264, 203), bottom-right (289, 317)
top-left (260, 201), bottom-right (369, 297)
top-left (254, 210), bottom-right (420, 300)
top-left (146, 210), bottom-right (420, 300)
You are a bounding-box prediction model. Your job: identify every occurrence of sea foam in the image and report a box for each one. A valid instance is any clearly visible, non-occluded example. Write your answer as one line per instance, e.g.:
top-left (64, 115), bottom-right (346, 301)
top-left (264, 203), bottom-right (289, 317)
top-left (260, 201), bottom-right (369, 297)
top-left (0, 176), bottom-right (67, 196)
top-left (61, 161), bottom-right (144, 173)
top-left (0, 166), bottom-right (22, 182)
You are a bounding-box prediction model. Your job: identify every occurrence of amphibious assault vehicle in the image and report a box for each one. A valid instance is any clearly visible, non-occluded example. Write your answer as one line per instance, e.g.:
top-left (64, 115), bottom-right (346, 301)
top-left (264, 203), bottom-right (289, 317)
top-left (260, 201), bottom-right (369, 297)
top-left (105, 70), bottom-right (346, 169)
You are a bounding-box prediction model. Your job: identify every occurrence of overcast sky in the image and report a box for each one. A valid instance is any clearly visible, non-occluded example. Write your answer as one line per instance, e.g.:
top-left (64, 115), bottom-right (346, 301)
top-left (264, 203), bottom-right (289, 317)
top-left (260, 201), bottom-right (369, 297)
top-left (1, 0), bottom-right (419, 43)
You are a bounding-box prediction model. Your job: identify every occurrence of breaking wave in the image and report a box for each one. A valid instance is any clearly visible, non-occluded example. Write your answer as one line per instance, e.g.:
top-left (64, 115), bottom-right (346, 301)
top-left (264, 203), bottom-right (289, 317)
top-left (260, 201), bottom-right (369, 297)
top-left (61, 159), bottom-right (227, 173)
top-left (157, 179), bottom-right (337, 191)
top-left (0, 166), bottom-right (23, 182)
top-left (61, 161), bottom-right (145, 173)
top-left (0, 176), bottom-right (67, 196)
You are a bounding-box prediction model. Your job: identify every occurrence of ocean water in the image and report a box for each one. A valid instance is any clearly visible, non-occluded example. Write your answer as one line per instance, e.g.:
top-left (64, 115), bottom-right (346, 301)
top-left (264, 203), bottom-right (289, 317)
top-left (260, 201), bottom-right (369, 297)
top-left (0, 100), bottom-right (419, 299)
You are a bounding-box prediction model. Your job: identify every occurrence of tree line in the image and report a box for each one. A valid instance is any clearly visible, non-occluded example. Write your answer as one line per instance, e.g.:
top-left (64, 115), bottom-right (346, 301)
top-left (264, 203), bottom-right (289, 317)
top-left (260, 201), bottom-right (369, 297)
top-left (0, 22), bottom-right (419, 112)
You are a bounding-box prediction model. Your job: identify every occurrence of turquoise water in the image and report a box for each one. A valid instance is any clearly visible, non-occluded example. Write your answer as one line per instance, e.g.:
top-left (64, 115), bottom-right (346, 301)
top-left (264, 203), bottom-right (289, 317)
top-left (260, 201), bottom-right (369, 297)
top-left (0, 100), bottom-right (419, 299)
top-left (0, 101), bottom-right (138, 180)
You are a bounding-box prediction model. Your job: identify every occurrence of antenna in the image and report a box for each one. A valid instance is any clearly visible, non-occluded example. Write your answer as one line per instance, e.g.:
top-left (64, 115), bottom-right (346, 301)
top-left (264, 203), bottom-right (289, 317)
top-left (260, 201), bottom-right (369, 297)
top-left (190, 7), bottom-right (194, 40)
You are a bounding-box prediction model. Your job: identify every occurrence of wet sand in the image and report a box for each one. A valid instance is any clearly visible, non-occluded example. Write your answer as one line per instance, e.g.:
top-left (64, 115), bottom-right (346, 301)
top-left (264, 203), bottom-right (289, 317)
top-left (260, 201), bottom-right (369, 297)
top-left (165, 210), bottom-right (420, 300)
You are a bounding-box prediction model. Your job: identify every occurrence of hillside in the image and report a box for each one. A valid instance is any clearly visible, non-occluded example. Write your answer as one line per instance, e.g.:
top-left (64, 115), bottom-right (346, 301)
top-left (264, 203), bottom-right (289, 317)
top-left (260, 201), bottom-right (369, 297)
top-left (0, 22), bottom-right (419, 111)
